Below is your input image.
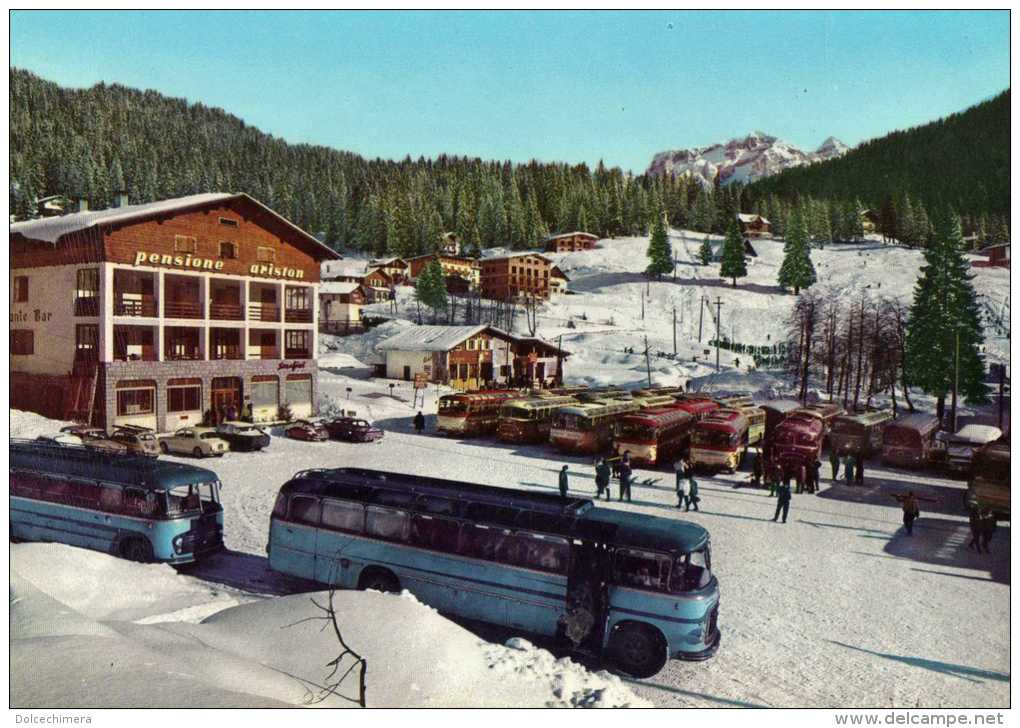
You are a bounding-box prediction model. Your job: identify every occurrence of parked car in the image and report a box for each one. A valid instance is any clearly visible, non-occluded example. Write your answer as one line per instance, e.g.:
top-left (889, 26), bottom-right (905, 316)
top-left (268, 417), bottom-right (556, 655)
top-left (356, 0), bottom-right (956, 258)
top-left (59, 425), bottom-right (128, 454)
top-left (109, 425), bottom-right (161, 457)
top-left (322, 416), bottom-right (384, 443)
top-left (159, 427), bottom-right (229, 457)
top-left (285, 419), bottom-right (330, 442)
top-left (934, 424), bottom-right (1003, 475)
top-left (216, 421), bottom-right (272, 452)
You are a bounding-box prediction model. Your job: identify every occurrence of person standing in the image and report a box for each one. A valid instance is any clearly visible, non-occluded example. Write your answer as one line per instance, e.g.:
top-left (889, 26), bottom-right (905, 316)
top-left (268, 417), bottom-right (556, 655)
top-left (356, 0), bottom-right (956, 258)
top-left (772, 476), bottom-right (792, 523)
top-left (767, 461), bottom-right (782, 497)
top-left (811, 460), bottom-right (822, 494)
top-left (892, 491), bottom-right (937, 536)
top-left (559, 465), bottom-right (569, 499)
top-left (413, 410), bottom-right (425, 434)
top-left (795, 463), bottom-right (806, 494)
top-left (618, 452), bottom-right (633, 503)
top-left (673, 459), bottom-right (686, 509)
top-left (595, 458), bottom-right (611, 501)
top-left (855, 453), bottom-right (865, 486)
top-left (829, 447), bottom-right (840, 480)
top-left (751, 450), bottom-right (764, 488)
top-left (843, 452), bottom-right (855, 486)
top-left (979, 509), bottom-right (997, 553)
top-left (968, 509), bottom-right (984, 553)
top-left (685, 476), bottom-right (700, 512)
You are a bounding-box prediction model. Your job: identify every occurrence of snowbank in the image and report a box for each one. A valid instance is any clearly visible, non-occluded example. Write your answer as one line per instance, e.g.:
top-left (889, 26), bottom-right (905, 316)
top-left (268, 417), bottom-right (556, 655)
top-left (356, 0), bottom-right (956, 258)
top-left (10, 544), bottom-right (649, 708)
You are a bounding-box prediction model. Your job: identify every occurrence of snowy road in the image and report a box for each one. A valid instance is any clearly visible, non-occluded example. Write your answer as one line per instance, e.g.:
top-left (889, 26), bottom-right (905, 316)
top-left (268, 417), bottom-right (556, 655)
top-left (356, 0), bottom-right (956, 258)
top-left (160, 413), bottom-right (1009, 709)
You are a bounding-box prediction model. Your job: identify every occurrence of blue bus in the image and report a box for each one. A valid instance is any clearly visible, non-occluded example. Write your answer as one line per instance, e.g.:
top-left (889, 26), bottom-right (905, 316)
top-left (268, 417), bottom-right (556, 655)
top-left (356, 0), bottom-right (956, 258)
top-left (10, 439), bottom-right (224, 564)
top-left (268, 468), bottom-right (719, 677)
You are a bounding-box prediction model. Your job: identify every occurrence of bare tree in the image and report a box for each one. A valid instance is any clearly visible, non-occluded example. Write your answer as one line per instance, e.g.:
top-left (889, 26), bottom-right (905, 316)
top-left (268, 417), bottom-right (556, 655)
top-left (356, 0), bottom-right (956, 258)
top-left (523, 293), bottom-right (539, 336)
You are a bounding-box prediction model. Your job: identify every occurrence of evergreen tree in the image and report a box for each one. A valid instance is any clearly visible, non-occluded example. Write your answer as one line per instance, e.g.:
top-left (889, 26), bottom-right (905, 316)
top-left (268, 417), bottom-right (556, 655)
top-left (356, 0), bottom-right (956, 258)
top-left (698, 234), bottom-right (714, 266)
top-left (645, 211), bottom-right (673, 279)
top-left (719, 219), bottom-right (748, 287)
top-left (777, 207), bottom-right (816, 295)
top-left (904, 208), bottom-right (989, 421)
top-left (415, 260), bottom-right (449, 322)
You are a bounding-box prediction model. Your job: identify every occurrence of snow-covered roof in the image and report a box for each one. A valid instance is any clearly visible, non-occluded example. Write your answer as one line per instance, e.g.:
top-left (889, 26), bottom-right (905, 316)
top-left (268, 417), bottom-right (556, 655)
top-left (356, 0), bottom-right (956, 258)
top-left (737, 213), bottom-right (770, 225)
top-left (483, 252), bottom-right (553, 263)
top-left (377, 325), bottom-right (510, 352)
top-left (10, 192), bottom-right (340, 260)
top-left (370, 257), bottom-right (408, 267)
top-left (543, 231), bottom-right (597, 241)
top-left (952, 424), bottom-right (1003, 443)
top-left (322, 260), bottom-right (369, 278)
top-left (319, 281), bottom-right (362, 295)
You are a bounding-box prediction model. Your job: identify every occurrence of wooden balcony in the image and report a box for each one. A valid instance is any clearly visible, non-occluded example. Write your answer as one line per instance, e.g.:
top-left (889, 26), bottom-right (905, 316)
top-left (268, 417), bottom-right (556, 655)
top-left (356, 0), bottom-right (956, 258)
top-left (284, 307), bottom-right (313, 324)
top-left (74, 298), bottom-right (99, 317)
top-left (164, 301), bottom-right (204, 319)
top-left (209, 303), bottom-right (244, 321)
top-left (249, 303), bottom-right (281, 322)
top-left (284, 348), bottom-right (312, 360)
top-left (164, 349), bottom-right (203, 362)
top-left (249, 347), bottom-right (280, 360)
top-left (114, 297), bottom-right (157, 317)
top-left (210, 346), bottom-right (244, 361)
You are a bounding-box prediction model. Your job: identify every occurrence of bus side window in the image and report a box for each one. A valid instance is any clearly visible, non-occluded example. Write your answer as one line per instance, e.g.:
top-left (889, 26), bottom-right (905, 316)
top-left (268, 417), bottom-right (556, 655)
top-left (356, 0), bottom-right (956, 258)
top-left (100, 486), bottom-right (123, 513)
top-left (322, 499), bottom-right (365, 534)
top-left (459, 523), bottom-right (517, 563)
top-left (365, 506), bottom-right (408, 542)
top-left (613, 548), bottom-right (672, 591)
top-left (124, 487), bottom-right (149, 515)
top-left (410, 514), bottom-right (460, 552)
top-left (271, 494), bottom-right (289, 519)
top-left (289, 496), bottom-right (321, 527)
top-left (517, 532), bottom-right (569, 573)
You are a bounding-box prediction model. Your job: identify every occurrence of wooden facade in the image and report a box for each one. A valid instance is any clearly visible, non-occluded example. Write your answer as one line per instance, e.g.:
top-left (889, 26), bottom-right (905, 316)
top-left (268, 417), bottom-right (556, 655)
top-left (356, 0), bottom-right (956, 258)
top-left (543, 231), bottom-right (598, 253)
top-left (479, 252), bottom-right (562, 301)
top-left (737, 213), bottom-right (771, 238)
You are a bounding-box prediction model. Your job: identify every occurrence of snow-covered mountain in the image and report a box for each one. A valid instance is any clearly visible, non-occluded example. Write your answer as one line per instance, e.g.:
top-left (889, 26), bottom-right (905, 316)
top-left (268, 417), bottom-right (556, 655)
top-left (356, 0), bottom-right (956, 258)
top-left (646, 131), bottom-right (849, 186)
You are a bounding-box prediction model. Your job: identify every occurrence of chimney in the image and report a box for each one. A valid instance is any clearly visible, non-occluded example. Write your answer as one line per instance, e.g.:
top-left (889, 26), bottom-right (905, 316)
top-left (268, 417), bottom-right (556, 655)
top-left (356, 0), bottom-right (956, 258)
top-left (114, 191), bottom-right (129, 209)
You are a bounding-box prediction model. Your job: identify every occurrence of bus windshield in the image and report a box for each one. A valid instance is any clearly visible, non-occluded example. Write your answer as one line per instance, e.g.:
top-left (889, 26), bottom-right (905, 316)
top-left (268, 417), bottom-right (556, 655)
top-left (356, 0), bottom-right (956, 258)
top-left (166, 482), bottom-right (220, 516)
top-left (693, 429), bottom-right (734, 448)
top-left (617, 421), bottom-right (656, 440)
top-left (439, 399), bottom-right (469, 415)
top-left (672, 548), bottom-right (712, 592)
top-left (501, 405), bottom-right (533, 420)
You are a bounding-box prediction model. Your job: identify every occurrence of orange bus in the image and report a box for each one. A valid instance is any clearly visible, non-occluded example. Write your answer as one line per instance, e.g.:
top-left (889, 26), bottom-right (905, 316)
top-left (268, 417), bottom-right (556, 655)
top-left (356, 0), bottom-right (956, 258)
top-left (613, 407), bottom-right (695, 466)
top-left (690, 409), bottom-right (750, 472)
top-left (437, 390), bottom-right (520, 437)
top-left (496, 395), bottom-right (579, 444)
top-left (549, 399), bottom-right (639, 454)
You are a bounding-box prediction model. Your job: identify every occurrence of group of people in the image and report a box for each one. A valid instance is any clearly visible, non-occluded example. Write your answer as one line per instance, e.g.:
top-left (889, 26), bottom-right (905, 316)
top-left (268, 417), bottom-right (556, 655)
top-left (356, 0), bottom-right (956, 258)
top-left (747, 449), bottom-right (822, 496)
top-left (672, 457), bottom-right (701, 511)
top-left (830, 447), bottom-right (868, 486)
top-left (967, 508), bottom-right (998, 553)
top-left (589, 451), bottom-right (634, 502)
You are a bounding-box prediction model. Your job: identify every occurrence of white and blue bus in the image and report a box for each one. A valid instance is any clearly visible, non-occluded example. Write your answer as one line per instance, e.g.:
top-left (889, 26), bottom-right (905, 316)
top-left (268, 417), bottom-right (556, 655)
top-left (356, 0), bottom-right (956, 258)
top-left (268, 468), bottom-right (719, 677)
top-left (10, 439), bottom-right (224, 564)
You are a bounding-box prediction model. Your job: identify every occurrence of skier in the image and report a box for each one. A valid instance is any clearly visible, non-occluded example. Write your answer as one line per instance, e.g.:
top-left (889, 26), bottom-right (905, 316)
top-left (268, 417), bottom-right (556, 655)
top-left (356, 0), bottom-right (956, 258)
top-left (594, 458), bottom-right (611, 501)
top-left (685, 476), bottom-right (700, 512)
top-left (892, 491), bottom-right (937, 536)
top-left (618, 452), bottom-right (633, 502)
top-left (673, 459), bottom-right (686, 508)
top-left (413, 410), bottom-right (425, 434)
top-left (829, 447), bottom-right (840, 480)
top-left (558, 465), bottom-right (569, 499)
top-left (772, 475), bottom-right (792, 523)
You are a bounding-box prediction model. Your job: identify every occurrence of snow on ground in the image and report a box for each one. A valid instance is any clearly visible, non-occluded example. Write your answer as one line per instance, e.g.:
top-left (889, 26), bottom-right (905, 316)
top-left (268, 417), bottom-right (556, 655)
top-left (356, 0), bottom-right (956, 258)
top-left (11, 543), bottom-right (649, 708)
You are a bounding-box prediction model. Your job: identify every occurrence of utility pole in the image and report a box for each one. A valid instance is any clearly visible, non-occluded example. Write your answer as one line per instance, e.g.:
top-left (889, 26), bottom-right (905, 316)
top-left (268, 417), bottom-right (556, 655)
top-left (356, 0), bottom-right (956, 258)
top-left (714, 297), bottom-right (724, 372)
top-left (673, 306), bottom-right (677, 355)
top-left (644, 335), bottom-right (652, 387)
top-left (641, 292), bottom-right (645, 321)
top-left (698, 295), bottom-right (705, 343)
top-left (997, 364), bottom-right (1005, 431)
top-left (951, 326), bottom-right (960, 432)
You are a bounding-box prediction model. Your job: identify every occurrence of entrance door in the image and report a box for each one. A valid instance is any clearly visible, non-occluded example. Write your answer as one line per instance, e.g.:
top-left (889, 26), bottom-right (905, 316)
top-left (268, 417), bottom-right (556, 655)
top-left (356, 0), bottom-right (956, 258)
top-left (403, 365), bottom-right (411, 380)
top-left (211, 377), bottom-right (242, 422)
top-left (563, 542), bottom-right (610, 651)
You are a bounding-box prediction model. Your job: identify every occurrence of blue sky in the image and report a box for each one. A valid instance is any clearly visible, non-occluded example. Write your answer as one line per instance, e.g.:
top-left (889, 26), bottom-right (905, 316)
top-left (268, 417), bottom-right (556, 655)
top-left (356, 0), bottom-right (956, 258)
top-left (9, 10), bottom-right (1010, 172)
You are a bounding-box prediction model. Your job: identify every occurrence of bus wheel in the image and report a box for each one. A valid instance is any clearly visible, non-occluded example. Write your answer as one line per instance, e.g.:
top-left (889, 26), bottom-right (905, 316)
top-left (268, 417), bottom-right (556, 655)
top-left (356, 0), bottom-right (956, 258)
top-left (120, 537), bottom-right (153, 563)
top-left (358, 568), bottom-right (400, 594)
top-left (608, 622), bottom-right (667, 678)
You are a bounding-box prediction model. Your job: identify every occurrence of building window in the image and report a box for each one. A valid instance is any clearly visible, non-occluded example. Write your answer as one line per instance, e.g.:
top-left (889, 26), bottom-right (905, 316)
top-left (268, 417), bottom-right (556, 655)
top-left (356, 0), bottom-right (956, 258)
top-left (219, 217), bottom-right (239, 228)
top-left (116, 381), bottom-right (156, 416)
top-left (285, 330), bottom-right (310, 357)
top-left (285, 373), bottom-right (312, 404)
top-left (11, 330), bottom-right (33, 355)
top-left (75, 325), bottom-right (98, 361)
top-left (257, 246), bottom-right (276, 263)
top-left (74, 268), bottom-right (99, 315)
top-left (174, 235), bottom-right (197, 253)
top-left (12, 276), bottom-right (28, 303)
top-left (251, 376), bottom-right (280, 407)
top-left (285, 286), bottom-right (309, 310)
top-left (167, 379), bottom-right (202, 413)
top-left (219, 241), bottom-right (238, 259)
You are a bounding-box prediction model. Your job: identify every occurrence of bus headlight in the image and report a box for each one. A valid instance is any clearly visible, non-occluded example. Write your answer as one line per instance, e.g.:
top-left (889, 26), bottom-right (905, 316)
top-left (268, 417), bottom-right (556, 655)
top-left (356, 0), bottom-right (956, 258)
top-left (648, 446), bottom-right (657, 460)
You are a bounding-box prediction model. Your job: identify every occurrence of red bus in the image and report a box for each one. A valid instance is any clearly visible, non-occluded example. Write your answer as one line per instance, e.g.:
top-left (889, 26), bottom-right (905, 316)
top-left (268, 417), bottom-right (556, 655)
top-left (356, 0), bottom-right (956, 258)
top-left (670, 398), bottom-right (721, 421)
top-left (771, 409), bottom-right (825, 472)
top-left (802, 402), bottom-right (845, 441)
top-left (437, 390), bottom-right (520, 437)
top-left (613, 407), bottom-right (695, 466)
top-left (881, 414), bottom-right (940, 468)
top-left (549, 399), bottom-right (639, 454)
top-left (496, 395), bottom-right (579, 444)
top-left (759, 400), bottom-right (802, 441)
top-left (690, 409), bottom-right (750, 472)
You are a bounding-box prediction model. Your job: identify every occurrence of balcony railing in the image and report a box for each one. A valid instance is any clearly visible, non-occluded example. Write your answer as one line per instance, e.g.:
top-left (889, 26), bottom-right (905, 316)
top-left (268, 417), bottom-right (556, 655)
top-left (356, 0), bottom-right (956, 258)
top-left (114, 347), bottom-right (158, 362)
top-left (164, 301), bottom-right (203, 319)
top-left (284, 308), bottom-right (314, 323)
top-left (74, 298), bottom-right (99, 317)
top-left (164, 348), bottom-right (203, 361)
top-left (114, 297), bottom-right (158, 317)
top-left (249, 303), bottom-right (281, 322)
top-left (209, 303), bottom-right (244, 321)
top-left (249, 347), bottom-right (280, 360)
top-left (284, 348), bottom-right (312, 360)
top-left (211, 346), bottom-right (243, 361)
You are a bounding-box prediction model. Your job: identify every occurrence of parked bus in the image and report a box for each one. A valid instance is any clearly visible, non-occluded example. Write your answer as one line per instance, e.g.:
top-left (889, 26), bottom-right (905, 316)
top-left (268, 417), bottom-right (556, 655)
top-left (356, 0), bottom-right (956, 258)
top-left (829, 410), bottom-right (894, 456)
top-left (497, 395), bottom-right (579, 444)
top-left (613, 407), bottom-right (695, 466)
top-left (576, 387), bottom-right (629, 403)
top-left (802, 402), bottom-right (845, 440)
top-left (690, 409), bottom-right (750, 472)
top-left (9, 439), bottom-right (223, 564)
top-left (881, 414), bottom-right (940, 468)
top-left (671, 398), bottom-right (721, 421)
top-left (267, 467), bottom-right (720, 677)
top-left (437, 390), bottom-right (520, 437)
top-left (635, 394), bottom-right (681, 410)
top-left (771, 409), bottom-right (825, 473)
top-left (758, 400), bottom-right (802, 442)
top-left (966, 439), bottom-right (1010, 517)
top-left (633, 387), bottom-right (685, 399)
top-left (550, 399), bottom-right (640, 454)
top-left (731, 405), bottom-right (766, 446)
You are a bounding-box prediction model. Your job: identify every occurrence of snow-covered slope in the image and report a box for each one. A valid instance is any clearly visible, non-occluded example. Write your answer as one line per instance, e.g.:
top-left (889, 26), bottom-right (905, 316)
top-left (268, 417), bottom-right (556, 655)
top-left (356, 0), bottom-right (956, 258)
top-left (647, 131), bottom-right (849, 186)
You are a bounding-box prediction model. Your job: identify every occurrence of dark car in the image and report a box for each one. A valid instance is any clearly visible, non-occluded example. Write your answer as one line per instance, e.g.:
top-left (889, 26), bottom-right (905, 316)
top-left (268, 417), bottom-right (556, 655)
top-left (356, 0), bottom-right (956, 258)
top-left (285, 419), bottom-right (330, 442)
top-left (216, 421), bottom-right (272, 452)
top-left (322, 416), bottom-right (385, 443)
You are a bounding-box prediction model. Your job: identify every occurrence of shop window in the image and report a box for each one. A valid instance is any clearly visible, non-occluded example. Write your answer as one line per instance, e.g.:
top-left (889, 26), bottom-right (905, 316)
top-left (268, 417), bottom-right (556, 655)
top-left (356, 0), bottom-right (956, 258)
top-left (11, 330), bottom-right (34, 355)
top-left (12, 276), bottom-right (28, 303)
top-left (116, 382), bottom-right (155, 416)
top-left (285, 374), bottom-right (312, 404)
top-left (251, 376), bottom-right (280, 407)
top-left (167, 379), bottom-right (202, 413)
top-left (219, 241), bottom-right (238, 259)
top-left (174, 235), bottom-right (197, 253)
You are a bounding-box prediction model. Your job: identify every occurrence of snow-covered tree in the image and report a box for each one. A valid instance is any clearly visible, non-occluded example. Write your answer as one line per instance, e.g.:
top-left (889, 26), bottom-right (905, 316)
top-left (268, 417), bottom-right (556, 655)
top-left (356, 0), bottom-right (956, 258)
top-left (645, 211), bottom-right (673, 279)
top-left (777, 207), bottom-right (816, 295)
top-left (718, 219), bottom-right (747, 287)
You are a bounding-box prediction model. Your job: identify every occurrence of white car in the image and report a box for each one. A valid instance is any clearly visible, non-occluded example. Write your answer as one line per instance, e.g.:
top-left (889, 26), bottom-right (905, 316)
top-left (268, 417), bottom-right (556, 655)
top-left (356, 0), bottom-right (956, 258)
top-left (159, 427), bottom-right (229, 458)
top-left (943, 425), bottom-right (1003, 473)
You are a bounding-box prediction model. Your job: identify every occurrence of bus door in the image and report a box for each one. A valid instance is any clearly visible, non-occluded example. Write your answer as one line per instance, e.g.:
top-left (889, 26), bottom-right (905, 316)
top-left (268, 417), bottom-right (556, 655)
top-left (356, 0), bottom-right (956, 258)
top-left (562, 540), bottom-right (609, 650)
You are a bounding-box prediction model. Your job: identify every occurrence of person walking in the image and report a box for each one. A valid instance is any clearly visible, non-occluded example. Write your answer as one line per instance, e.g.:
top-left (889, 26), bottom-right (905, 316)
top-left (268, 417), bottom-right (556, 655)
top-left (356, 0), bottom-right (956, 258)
top-left (979, 509), bottom-right (997, 553)
top-left (829, 447), bottom-right (840, 480)
top-left (892, 491), bottom-right (937, 536)
top-left (413, 410), bottom-right (425, 434)
top-left (595, 458), bottom-right (611, 501)
top-left (558, 465), bottom-right (570, 499)
top-left (767, 461), bottom-right (781, 497)
top-left (843, 451), bottom-right (855, 486)
top-left (772, 476), bottom-right (792, 523)
top-left (855, 453), bottom-right (865, 486)
top-left (685, 476), bottom-right (700, 512)
top-left (673, 459), bottom-right (686, 509)
top-left (968, 509), bottom-right (984, 553)
top-left (751, 450), bottom-right (764, 488)
top-left (811, 460), bottom-right (822, 494)
top-left (795, 463), bottom-right (806, 494)
top-left (618, 452), bottom-right (633, 503)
